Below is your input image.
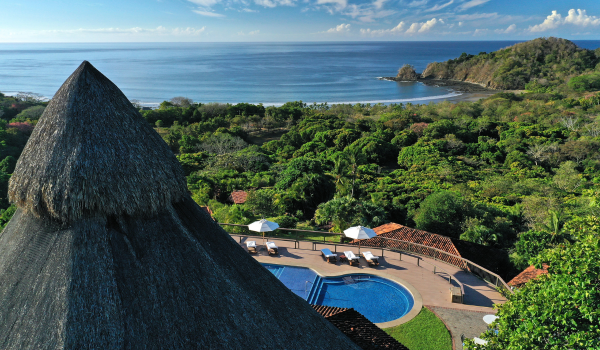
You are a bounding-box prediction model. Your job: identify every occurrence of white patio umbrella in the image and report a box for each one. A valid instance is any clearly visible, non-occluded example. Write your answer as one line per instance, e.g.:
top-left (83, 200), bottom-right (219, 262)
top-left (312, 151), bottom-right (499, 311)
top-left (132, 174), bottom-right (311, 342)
top-left (343, 225), bottom-right (377, 253)
top-left (248, 219), bottom-right (280, 245)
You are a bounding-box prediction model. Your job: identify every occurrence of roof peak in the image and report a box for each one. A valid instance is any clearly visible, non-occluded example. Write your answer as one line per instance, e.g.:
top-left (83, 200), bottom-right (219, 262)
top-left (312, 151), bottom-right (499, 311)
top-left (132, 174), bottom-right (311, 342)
top-left (9, 61), bottom-right (188, 222)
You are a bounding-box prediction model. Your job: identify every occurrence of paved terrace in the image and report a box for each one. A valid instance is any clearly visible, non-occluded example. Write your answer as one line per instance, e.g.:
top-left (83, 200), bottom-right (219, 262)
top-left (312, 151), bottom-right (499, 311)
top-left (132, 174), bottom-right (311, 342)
top-left (233, 235), bottom-right (506, 348)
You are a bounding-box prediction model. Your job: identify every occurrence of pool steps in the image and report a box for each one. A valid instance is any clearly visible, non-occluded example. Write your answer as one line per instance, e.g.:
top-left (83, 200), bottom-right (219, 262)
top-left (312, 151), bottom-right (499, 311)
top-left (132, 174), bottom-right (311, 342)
top-left (306, 276), bottom-right (323, 304)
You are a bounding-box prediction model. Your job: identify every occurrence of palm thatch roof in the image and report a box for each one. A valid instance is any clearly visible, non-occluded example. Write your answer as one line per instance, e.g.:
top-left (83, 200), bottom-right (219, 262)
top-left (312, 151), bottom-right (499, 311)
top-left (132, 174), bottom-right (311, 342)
top-left (8, 61), bottom-right (188, 222)
top-left (0, 61), bottom-right (359, 349)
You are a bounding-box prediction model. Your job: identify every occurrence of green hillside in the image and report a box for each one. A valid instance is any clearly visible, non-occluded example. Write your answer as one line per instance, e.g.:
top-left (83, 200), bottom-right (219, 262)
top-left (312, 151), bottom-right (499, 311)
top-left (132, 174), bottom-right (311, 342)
top-left (420, 37), bottom-right (600, 90)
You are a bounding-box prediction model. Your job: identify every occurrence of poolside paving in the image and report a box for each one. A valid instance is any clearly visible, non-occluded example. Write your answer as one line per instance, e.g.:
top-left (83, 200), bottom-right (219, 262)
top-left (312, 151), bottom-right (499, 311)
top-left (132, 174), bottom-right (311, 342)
top-left (428, 306), bottom-right (494, 350)
top-left (235, 235), bottom-right (504, 346)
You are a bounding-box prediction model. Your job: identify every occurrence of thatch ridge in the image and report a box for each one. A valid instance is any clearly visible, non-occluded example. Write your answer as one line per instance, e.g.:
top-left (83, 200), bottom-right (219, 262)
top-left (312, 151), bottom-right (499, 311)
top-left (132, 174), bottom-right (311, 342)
top-left (8, 61), bottom-right (187, 222)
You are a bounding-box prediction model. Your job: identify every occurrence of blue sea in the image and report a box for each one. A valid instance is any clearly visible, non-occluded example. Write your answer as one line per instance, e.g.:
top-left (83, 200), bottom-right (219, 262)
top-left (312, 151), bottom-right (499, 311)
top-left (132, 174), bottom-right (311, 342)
top-left (1, 41), bottom-right (599, 106)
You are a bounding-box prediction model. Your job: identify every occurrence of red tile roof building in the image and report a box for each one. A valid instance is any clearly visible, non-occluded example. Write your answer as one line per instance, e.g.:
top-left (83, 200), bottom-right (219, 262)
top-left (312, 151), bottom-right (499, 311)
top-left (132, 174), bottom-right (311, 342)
top-left (508, 264), bottom-right (549, 288)
top-left (228, 190), bottom-right (248, 204)
top-left (312, 305), bottom-right (409, 350)
top-left (356, 223), bottom-right (514, 281)
top-left (356, 223), bottom-right (468, 269)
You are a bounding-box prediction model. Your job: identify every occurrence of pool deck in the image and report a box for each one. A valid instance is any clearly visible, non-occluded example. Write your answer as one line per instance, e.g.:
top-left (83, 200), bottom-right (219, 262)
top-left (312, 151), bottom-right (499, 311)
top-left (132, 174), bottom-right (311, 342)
top-left (237, 237), bottom-right (505, 339)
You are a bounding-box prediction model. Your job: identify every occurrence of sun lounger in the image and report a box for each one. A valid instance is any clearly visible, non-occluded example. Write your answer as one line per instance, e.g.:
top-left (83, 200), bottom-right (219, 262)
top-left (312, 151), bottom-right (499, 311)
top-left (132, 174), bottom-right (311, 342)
top-left (344, 251), bottom-right (360, 266)
top-left (362, 251), bottom-right (379, 266)
top-left (321, 248), bottom-right (337, 263)
top-left (246, 241), bottom-right (257, 254)
top-left (473, 337), bottom-right (488, 345)
top-left (266, 242), bottom-right (278, 255)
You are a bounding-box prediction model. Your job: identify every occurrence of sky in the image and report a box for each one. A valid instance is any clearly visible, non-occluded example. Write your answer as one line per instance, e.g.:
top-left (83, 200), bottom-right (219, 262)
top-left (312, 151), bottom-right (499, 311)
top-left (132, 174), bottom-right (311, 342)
top-left (1, 0), bottom-right (600, 42)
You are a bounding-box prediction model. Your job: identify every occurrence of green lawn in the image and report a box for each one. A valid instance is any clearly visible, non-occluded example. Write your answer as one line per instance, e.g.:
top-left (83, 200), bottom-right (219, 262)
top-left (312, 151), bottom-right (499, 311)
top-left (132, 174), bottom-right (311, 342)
top-left (384, 307), bottom-right (453, 350)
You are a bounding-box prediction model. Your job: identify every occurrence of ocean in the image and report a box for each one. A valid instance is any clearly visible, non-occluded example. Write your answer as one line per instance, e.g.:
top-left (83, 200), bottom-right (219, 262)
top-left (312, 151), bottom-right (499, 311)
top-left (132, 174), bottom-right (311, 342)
top-left (1, 41), bottom-right (599, 107)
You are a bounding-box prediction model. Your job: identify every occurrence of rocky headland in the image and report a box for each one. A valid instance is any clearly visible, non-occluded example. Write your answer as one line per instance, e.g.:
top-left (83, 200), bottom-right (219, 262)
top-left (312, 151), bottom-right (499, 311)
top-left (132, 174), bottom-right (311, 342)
top-left (379, 64), bottom-right (492, 93)
top-left (380, 37), bottom-right (600, 93)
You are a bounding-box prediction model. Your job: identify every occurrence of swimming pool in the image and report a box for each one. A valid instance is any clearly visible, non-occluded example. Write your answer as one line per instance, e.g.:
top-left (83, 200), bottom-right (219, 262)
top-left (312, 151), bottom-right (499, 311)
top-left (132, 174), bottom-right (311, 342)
top-left (262, 263), bottom-right (415, 323)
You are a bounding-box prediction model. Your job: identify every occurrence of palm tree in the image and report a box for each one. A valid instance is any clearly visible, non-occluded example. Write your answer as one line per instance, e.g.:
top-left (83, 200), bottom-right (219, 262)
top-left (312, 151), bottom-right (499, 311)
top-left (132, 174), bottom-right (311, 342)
top-left (331, 155), bottom-right (349, 196)
top-left (346, 148), bottom-right (366, 198)
top-left (542, 210), bottom-right (566, 243)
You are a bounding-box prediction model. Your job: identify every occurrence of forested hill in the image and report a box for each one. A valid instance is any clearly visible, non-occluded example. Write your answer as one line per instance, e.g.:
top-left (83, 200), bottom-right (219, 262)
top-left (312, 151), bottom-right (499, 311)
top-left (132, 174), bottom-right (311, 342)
top-left (418, 37), bottom-right (600, 90)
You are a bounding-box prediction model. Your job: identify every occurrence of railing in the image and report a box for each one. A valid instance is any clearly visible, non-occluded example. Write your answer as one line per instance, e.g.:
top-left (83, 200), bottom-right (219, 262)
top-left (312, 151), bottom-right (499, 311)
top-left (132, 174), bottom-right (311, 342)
top-left (227, 232), bottom-right (465, 298)
top-left (219, 223), bottom-right (342, 242)
top-left (311, 240), bottom-right (461, 293)
top-left (219, 222), bottom-right (513, 295)
top-left (305, 280), bottom-right (314, 295)
top-left (372, 237), bottom-right (513, 294)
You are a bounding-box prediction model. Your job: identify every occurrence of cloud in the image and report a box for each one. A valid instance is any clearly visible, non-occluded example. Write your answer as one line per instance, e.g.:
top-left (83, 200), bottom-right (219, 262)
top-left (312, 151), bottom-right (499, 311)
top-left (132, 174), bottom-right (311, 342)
top-left (407, 0), bottom-right (428, 7)
top-left (29, 26), bottom-right (207, 36)
top-left (457, 0), bottom-right (489, 11)
top-left (188, 0), bottom-right (220, 6)
top-left (529, 10), bottom-right (562, 32)
top-left (528, 9), bottom-right (600, 33)
top-left (241, 8), bottom-right (258, 12)
top-left (405, 23), bottom-right (420, 33)
top-left (172, 27), bottom-right (207, 35)
top-left (372, 0), bottom-right (387, 10)
top-left (342, 4), bottom-right (395, 22)
top-left (425, 0), bottom-right (453, 12)
top-left (316, 0), bottom-right (347, 10)
top-left (454, 12), bottom-right (497, 21)
top-left (238, 29), bottom-right (260, 35)
top-left (473, 28), bottom-right (488, 35)
top-left (193, 9), bottom-right (225, 17)
top-left (322, 23), bottom-right (351, 33)
top-left (254, 0), bottom-right (294, 7)
top-left (495, 24), bottom-right (516, 34)
top-left (360, 21), bottom-right (405, 36)
top-left (564, 9), bottom-right (600, 27)
top-left (406, 18), bottom-right (438, 33)
top-left (418, 18), bottom-right (438, 32)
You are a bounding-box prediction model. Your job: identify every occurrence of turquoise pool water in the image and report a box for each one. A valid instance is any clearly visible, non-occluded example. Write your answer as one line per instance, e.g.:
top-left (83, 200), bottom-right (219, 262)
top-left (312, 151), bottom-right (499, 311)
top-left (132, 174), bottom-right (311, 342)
top-left (262, 263), bottom-right (414, 323)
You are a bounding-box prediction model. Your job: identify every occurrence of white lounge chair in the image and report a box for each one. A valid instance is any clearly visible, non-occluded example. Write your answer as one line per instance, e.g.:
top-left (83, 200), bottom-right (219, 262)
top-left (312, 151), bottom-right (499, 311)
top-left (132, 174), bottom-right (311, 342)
top-left (473, 337), bottom-right (488, 345)
top-left (344, 251), bottom-right (360, 266)
top-left (266, 242), bottom-right (278, 255)
top-left (362, 251), bottom-right (379, 266)
top-left (321, 248), bottom-right (337, 263)
top-left (246, 241), bottom-right (257, 254)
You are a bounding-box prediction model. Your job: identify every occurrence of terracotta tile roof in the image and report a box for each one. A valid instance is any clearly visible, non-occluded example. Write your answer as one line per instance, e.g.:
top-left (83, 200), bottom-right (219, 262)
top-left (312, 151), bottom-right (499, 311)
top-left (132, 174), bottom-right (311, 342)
top-left (373, 223), bottom-right (404, 235)
top-left (312, 305), bottom-right (349, 318)
top-left (312, 305), bottom-right (409, 350)
top-left (355, 223), bottom-right (467, 269)
top-left (508, 264), bottom-right (549, 287)
top-left (229, 190), bottom-right (248, 204)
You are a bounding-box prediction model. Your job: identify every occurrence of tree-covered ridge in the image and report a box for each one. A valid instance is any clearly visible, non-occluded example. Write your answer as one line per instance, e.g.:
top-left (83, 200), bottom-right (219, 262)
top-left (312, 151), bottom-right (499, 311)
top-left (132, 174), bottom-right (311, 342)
top-left (420, 37), bottom-right (600, 90)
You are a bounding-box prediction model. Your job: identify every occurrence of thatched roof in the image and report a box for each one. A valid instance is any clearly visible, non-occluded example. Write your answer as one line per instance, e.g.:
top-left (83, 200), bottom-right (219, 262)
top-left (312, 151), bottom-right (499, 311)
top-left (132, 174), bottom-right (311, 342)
top-left (8, 61), bottom-right (188, 222)
top-left (0, 61), bottom-right (360, 349)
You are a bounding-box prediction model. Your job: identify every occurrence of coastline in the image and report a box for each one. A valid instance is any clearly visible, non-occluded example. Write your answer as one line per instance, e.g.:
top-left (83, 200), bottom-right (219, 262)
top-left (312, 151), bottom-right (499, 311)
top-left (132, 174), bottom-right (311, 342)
top-left (3, 76), bottom-right (501, 109)
top-left (379, 77), bottom-right (494, 93)
top-left (379, 77), bottom-right (498, 104)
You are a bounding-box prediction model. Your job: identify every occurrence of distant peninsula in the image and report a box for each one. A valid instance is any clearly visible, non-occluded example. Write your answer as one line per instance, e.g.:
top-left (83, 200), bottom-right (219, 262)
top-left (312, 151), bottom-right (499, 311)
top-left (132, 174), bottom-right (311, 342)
top-left (381, 37), bottom-right (600, 93)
